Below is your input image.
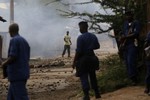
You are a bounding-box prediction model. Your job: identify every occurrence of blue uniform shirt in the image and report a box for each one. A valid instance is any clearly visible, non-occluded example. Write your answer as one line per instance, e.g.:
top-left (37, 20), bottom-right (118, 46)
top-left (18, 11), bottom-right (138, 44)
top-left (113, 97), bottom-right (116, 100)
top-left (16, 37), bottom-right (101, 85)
top-left (7, 34), bottom-right (30, 81)
top-left (123, 20), bottom-right (140, 45)
top-left (76, 32), bottom-right (100, 53)
top-left (146, 32), bottom-right (150, 43)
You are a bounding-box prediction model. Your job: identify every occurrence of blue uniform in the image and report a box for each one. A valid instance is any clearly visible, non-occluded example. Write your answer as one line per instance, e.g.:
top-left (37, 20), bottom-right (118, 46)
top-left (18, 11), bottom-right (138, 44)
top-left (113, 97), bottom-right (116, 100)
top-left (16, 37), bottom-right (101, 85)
top-left (76, 32), bottom-right (100, 95)
top-left (145, 32), bottom-right (150, 87)
top-left (122, 20), bottom-right (140, 82)
top-left (7, 34), bottom-right (30, 100)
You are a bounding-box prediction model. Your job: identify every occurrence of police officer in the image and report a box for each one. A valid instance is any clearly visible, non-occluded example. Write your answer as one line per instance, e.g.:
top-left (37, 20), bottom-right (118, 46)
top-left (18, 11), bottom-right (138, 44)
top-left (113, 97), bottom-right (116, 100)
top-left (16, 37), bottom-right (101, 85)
top-left (1, 23), bottom-right (30, 100)
top-left (144, 32), bottom-right (150, 95)
top-left (121, 11), bottom-right (140, 85)
top-left (73, 21), bottom-right (101, 100)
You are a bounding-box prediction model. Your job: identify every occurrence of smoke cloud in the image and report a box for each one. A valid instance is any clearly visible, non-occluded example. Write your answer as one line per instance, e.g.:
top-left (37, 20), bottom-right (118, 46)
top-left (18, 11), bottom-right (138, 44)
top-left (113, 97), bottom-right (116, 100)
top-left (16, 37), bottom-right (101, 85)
top-left (0, 0), bottom-right (117, 58)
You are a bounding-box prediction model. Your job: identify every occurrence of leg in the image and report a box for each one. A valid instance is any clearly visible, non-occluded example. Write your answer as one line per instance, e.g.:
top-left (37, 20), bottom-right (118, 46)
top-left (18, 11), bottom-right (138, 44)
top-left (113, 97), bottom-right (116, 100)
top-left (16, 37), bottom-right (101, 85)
top-left (62, 45), bottom-right (67, 57)
top-left (89, 71), bottom-right (101, 99)
top-left (145, 61), bottom-right (150, 95)
top-left (80, 73), bottom-right (90, 100)
top-left (9, 80), bottom-right (29, 100)
top-left (127, 46), bottom-right (138, 84)
top-left (67, 45), bottom-right (70, 57)
top-left (7, 83), bottom-right (14, 100)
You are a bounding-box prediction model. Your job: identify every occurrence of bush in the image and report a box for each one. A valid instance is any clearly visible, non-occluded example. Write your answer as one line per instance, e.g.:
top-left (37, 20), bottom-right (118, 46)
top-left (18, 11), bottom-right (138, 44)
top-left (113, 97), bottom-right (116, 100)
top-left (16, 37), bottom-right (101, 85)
top-left (97, 54), bottom-right (132, 94)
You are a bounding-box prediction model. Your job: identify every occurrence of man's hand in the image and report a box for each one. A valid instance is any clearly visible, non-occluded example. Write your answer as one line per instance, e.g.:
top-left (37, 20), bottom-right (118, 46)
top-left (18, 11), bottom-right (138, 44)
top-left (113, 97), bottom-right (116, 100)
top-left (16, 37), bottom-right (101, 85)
top-left (1, 62), bottom-right (7, 68)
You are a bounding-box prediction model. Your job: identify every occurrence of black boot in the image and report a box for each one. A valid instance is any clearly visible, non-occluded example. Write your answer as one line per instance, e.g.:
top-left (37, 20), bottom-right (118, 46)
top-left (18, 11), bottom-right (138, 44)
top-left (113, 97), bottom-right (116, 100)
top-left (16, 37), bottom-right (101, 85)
top-left (144, 84), bottom-right (150, 95)
top-left (83, 90), bottom-right (90, 100)
top-left (94, 89), bottom-right (101, 99)
top-left (131, 76), bottom-right (138, 86)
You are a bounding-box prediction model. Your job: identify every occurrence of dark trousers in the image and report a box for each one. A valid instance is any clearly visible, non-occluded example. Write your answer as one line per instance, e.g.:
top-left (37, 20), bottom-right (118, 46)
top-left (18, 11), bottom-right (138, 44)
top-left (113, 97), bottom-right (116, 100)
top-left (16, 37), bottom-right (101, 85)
top-left (7, 80), bottom-right (29, 100)
top-left (146, 61), bottom-right (150, 87)
top-left (62, 45), bottom-right (70, 57)
top-left (80, 71), bottom-right (99, 93)
top-left (123, 45), bottom-right (138, 81)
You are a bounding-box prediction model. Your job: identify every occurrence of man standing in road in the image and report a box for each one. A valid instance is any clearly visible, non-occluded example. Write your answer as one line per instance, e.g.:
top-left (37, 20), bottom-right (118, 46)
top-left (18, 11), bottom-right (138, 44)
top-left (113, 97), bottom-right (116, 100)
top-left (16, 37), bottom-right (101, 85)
top-left (1, 23), bottom-right (30, 100)
top-left (62, 31), bottom-right (72, 57)
top-left (73, 21), bottom-right (101, 100)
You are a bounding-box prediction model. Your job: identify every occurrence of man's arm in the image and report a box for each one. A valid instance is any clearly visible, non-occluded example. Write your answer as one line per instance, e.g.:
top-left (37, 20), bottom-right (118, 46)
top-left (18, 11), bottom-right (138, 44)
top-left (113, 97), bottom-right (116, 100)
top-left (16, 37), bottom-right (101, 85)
top-left (1, 56), bottom-right (16, 78)
top-left (2, 56), bottom-right (16, 67)
top-left (72, 52), bottom-right (80, 69)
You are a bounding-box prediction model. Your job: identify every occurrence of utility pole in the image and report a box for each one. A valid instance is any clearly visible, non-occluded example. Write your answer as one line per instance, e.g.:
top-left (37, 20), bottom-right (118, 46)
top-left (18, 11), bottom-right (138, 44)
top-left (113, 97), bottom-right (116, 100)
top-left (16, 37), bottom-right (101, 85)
top-left (10, 0), bottom-right (14, 24)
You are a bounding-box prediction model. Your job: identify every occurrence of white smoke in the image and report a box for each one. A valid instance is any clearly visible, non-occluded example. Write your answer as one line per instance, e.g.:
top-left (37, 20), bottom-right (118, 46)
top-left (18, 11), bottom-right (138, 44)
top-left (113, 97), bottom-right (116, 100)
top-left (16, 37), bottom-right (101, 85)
top-left (0, 0), bottom-right (117, 58)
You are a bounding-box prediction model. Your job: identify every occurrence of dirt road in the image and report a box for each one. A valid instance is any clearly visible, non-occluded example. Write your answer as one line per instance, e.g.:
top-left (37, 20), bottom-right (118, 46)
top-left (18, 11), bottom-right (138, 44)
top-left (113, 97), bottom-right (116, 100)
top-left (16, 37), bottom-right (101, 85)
top-left (0, 54), bottom-right (150, 100)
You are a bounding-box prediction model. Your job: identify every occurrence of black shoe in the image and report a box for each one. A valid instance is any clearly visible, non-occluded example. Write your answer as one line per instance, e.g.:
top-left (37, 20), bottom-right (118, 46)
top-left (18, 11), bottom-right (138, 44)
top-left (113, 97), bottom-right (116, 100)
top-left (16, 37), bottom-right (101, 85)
top-left (83, 95), bottom-right (90, 100)
top-left (95, 93), bottom-right (101, 99)
top-left (148, 92), bottom-right (150, 96)
top-left (144, 89), bottom-right (149, 94)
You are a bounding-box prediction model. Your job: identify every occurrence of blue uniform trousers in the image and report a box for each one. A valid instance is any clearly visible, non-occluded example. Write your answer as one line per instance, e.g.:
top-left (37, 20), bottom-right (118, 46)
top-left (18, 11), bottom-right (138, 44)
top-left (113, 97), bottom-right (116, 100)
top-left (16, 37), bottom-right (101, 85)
top-left (80, 71), bottom-right (99, 92)
top-left (7, 80), bottom-right (29, 100)
top-left (145, 61), bottom-right (150, 85)
top-left (124, 45), bottom-right (138, 80)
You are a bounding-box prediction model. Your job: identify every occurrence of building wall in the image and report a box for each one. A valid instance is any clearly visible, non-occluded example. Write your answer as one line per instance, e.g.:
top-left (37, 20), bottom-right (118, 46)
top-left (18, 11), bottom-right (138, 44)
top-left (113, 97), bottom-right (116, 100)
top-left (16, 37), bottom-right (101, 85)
top-left (0, 32), bottom-right (9, 58)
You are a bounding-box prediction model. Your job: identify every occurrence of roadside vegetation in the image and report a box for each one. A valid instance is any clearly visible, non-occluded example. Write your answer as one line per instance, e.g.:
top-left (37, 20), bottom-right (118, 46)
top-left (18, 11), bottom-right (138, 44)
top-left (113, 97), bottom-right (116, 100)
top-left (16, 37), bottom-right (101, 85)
top-left (97, 54), bottom-right (146, 94)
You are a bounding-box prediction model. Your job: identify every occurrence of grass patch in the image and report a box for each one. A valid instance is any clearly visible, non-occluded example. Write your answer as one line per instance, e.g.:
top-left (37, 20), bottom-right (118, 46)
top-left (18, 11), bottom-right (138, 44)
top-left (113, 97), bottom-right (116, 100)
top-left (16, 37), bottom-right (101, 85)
top-left (97, 54), bottom-right (132, 94)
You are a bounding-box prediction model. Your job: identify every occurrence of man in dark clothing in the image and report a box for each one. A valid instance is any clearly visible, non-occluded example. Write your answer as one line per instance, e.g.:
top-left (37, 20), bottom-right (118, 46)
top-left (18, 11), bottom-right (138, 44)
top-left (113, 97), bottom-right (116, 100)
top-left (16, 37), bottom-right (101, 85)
top-left (144, 31), bottom-right (150, 95)
top-left (120, 11), bottom-right (140, 85)
top-left (72, 21), bottom-right (101, 100)
top-left (1, 23), bottom-right (30, 100)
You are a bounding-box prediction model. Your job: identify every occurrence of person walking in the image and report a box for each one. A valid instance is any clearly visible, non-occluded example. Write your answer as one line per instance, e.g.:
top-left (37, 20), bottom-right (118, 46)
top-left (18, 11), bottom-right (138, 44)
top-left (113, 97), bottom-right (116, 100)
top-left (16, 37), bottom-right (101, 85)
top-left (1, 23), bottom-right (30, 100)
top-left (62, 31), bottom-right (72, 57)
top-left (120, 10), bottom-right (140, 85)
top-left (72, 21), bottom-right (101, 100)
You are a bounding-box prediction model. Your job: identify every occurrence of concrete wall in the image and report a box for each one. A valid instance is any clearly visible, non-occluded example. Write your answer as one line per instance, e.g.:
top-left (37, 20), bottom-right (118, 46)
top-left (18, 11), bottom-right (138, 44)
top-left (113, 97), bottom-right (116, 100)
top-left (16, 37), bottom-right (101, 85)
top-left (0, 32), bottom-right (9, 58)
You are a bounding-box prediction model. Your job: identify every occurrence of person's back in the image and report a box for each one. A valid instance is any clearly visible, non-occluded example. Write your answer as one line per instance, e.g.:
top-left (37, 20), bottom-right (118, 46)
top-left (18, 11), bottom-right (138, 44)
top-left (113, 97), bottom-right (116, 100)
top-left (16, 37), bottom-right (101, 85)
top-left (8, 34), bottom-right (30, 81)
top-left (73, 21), bottom-right (101, 100)
top-left (77, 32), bottom-right (99, 53)
top-left (1, 23), bottom-right (30, 100)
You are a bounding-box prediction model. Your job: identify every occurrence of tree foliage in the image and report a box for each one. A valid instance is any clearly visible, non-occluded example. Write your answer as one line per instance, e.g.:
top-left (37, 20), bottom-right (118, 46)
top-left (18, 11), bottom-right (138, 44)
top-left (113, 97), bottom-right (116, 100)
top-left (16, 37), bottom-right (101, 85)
top-left (57, 0), bottom-right (147, 35)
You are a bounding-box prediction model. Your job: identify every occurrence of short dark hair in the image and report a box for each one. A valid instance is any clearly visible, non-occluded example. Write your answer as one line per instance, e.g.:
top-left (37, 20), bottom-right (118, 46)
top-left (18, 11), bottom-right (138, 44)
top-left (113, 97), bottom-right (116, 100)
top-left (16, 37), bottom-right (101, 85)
top-left (79, 21), bottom-right (88, 28)
top-left (9, 23), bottom-right (19, 33)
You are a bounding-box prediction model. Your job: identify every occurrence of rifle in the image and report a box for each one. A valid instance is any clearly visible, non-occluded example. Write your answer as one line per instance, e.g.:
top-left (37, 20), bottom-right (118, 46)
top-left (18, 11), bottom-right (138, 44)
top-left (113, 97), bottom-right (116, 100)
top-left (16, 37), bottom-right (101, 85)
top-left (119, 23), bottom-right (133, 51)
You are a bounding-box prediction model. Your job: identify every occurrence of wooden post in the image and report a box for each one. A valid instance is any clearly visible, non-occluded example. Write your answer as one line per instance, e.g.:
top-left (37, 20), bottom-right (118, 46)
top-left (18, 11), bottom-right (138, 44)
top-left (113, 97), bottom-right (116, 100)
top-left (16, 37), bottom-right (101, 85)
top-left (0, 35), bottom-right (2, 58)
top-left (10, 0), bottom-right (14, 24)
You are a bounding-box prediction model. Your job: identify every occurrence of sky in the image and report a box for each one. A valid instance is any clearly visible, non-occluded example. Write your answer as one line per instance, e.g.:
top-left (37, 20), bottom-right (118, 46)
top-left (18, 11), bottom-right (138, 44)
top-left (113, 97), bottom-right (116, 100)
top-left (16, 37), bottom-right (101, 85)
top-left (0, 0), bottom-right (117, 58)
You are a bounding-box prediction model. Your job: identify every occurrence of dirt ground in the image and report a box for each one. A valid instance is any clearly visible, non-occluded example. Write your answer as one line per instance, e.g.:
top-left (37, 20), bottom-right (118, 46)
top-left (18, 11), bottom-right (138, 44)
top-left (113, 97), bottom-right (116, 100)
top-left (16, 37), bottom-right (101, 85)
top-left (0, 52), bottom-right (150, 100)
